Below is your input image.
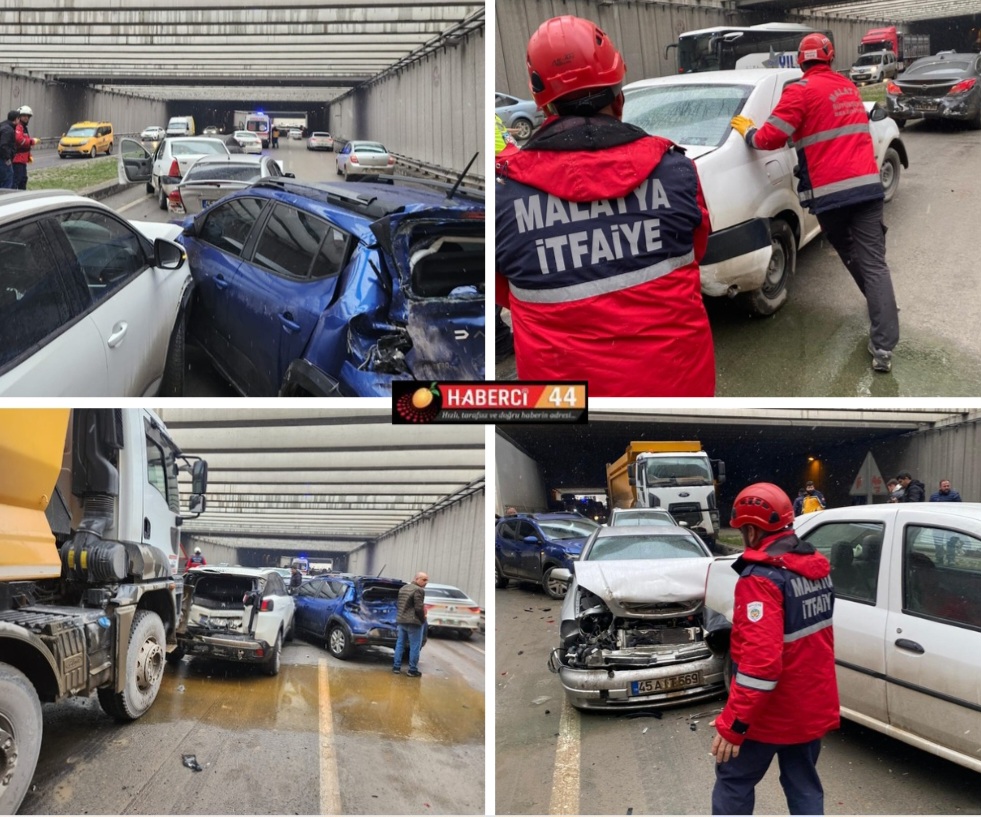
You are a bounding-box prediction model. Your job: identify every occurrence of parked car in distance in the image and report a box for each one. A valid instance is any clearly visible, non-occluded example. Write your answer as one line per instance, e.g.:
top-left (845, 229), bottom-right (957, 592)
top-left (622, 68), bottom-right (908, 316)
top-left (58, 121), bottom-right (113, 159)
top-left (172, 177), bottom-right (485, 397)
top-left (175, 566), bottom-right (296, 676)
top-left (293, 575), bottom-right (405, 659)
top-left (232, 130), bottom-right (263, 154)
top-left (0, 189), bottom-right (188, 396)
top-left (167, 154), bottom-right (292, 215)
top-left (424, 583), bottom-right (481, 639)
top-left (850, 50), bottom-right (899, 85)
top-left (335, 140), bottom-right (395, 179)
top-left (289, 128), bottom-right (303, 140)
top-left (141, 125), bottom-right (165, 141)
top-left (307, 131), bottom-right (334, 151)
top-left (495, 512), bottom-right (601, 599)
top-left (117, 136), bottom-right (232, 210)
top-left (886, 51), bottom-right (981, 129)
top-left (704, 503), bottom-right (981, 774)
top-left (547, 524), bottom-right (723, 710)
top-left (495, 91), bottom-right (545, 140)
top-left (608, 508), bottom-right (680, 527)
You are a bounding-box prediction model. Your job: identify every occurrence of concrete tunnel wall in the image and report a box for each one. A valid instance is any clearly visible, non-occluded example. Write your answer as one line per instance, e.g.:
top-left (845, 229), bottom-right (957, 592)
top-left (329, 25), bottom-right (483, 176)
top-left (496, 0), bottom-right (893, 97)
top-left (347, 488), bottom-right (485, 607)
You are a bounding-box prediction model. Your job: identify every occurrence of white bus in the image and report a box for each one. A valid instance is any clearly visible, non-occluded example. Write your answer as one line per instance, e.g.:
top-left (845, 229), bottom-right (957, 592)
top-left (667, 23), bottom-right (833, 73)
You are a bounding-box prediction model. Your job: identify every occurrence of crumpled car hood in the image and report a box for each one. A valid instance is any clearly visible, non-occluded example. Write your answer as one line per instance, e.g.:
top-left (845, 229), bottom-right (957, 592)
top-left (573, 558), bottom-right (712, 617)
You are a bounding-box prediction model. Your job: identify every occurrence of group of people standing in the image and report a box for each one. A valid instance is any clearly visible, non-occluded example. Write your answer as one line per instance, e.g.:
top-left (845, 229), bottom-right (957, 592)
top-left (0, 106), bottom-right (40, 189)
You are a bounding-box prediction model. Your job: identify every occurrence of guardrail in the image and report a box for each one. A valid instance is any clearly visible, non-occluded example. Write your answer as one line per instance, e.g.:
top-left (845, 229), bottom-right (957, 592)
top-left (392, 153), bottom-right (484, 193)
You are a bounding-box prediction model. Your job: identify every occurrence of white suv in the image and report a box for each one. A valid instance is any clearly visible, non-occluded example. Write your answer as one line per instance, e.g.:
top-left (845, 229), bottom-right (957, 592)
top-left (175, 566), bottom-right (296, 676)
top-left (0, 190), bottom-right (188, 396)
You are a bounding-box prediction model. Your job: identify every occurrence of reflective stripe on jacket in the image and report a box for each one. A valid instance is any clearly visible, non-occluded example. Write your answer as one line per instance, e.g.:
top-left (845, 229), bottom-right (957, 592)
top-left (746, 64), bottom-right (883, 214)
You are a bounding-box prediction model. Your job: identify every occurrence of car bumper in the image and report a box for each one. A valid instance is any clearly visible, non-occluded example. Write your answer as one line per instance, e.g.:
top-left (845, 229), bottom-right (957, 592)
top-left (180, 632), bottom-right (272, 663)
top-left (558, 652), bottom-right (725, 710)
top-left (699, 217), bottom-right (772, 298)
top-left (351, 626), bottom-right (398, 648)
top-left (428, 614), bottom-right (480, 631)
top-left (888, 95), bottom-right (981, 122)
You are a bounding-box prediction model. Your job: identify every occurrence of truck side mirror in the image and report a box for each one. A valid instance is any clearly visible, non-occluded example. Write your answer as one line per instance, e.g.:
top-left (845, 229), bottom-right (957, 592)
top-left (191, 459), bottom-right (208, 494)
top-left (715, 460), bottom-right (726, 485)
top-left (188, 494), bottom-right (206, 515)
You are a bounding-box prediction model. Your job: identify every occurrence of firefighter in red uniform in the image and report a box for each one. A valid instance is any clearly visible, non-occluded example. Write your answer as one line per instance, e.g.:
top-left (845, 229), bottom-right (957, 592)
top-left (730, 33), bottom-right (899, 374)
top-left (711, 483), bottom-right (839, 815)
top-left (495, 15), bottom-right (715, 397)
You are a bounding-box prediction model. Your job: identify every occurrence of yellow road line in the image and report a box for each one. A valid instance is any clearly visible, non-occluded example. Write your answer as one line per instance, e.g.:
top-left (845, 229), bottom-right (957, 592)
top-left (548, 698), bottom-right (580, 815)
top-left (319, 658), bottom-right (342, 814)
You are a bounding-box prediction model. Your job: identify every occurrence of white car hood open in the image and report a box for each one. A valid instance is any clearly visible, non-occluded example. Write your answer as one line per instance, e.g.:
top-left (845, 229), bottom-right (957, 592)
top-left (129, 220), bottom-right (184, 243)
top-left (573, 558), bottom-right (712, 616)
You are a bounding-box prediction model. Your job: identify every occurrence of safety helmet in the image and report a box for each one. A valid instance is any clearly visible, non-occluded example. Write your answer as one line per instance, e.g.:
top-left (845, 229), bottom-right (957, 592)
top-left (17, 105), bottom-right (33, 117)
top-left (526, 16), bottom-right (626, 109)
top-left (194, 547), bottom-right (202, 554)
top-left (797, 33), bottom-right (835, 66)
top-left (730, 483), bottom-right (795, 532)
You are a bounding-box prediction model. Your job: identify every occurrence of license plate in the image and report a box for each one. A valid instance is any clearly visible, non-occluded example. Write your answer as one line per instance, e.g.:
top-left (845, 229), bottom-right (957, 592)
top-left (909, 100), bottom-right (936, 111)
top-left (631, 671), bottom-right (702, 696)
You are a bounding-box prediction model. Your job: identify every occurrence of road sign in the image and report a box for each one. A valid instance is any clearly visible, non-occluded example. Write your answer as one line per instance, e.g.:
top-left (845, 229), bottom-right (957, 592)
top-left (850, 450), bottom-right (887, 496)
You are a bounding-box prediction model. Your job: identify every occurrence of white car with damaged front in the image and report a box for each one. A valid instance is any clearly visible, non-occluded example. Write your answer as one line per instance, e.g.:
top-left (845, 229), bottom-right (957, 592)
top-left (622, 68), bottom-right (907, 316)
top-left (547, 525), bottom-right (725, 710)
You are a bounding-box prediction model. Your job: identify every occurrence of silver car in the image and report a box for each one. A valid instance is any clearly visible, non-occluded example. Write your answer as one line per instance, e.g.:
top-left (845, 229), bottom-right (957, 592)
top-left (335, 140), bottom-right (395, 179)
top-left (548, 525), bottom-right (724, 710)
top-left (495, 92), bottom-right (545, 140)
top-left (168, 154), bottom-right (291, 215)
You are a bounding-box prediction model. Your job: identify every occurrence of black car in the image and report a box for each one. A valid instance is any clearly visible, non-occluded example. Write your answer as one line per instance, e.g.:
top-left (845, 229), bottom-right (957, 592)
top-left (886, 51), bottom-right (981, 129)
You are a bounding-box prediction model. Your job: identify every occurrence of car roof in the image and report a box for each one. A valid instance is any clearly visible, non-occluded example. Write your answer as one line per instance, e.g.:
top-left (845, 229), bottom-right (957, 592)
top-left (0, 189), bottom-right (111, 221)
top-left (189, 565), bottom-right (280, 578)
top-left (625, 67), bottom-right (802, 91)
top-left (188, 154), bottom-right (265, 165)
top-left (349, 140), bottom-right (386, 148)
top-left (799, 502), bottom-right (981, 523)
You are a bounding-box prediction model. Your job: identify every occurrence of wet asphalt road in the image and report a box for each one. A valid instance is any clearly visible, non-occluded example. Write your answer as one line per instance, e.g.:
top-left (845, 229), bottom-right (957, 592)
top-left (497, 119), bottom-right (981, 397)
top-left (495, 583), bottom-right (981, 815)
top-left (21, 632), bottom-right (485, 815)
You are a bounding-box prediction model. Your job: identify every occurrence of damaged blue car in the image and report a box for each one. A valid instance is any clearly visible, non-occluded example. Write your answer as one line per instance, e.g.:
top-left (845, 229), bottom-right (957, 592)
top-left (168, 177), bottom-right (485, 396)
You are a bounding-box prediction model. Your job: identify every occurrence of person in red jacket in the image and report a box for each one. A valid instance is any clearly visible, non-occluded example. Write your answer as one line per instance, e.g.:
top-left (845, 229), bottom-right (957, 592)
top-left (730, 33), bottom-right (899, 374)
top-left (711, 482), bottom-right (839, 815)
top-left (185, 547), bottom-right (207, 571)
top-left (495, 15), bottom-right (715, 397)
top-left (11, 105), bottom-right (40, 190)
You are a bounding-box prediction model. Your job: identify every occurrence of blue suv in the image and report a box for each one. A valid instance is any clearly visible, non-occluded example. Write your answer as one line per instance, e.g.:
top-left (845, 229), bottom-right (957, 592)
top-left (168, 177), bottom-right (484, 396)
top-left (495, 513), bottom-right (600, 599)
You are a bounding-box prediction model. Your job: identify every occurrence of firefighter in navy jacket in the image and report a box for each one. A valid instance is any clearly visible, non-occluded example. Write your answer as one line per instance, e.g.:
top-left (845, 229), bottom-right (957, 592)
top-left (711, 482), bottom-right (839, 816)
top-left (495, 15), bottom-right (715, 397)
top-left (730, 33), bottom-right (899, 374)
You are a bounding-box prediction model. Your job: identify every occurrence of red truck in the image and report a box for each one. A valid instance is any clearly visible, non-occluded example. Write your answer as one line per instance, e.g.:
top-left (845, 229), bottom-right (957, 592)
top-left (859, 26), bottom-right (930, 70)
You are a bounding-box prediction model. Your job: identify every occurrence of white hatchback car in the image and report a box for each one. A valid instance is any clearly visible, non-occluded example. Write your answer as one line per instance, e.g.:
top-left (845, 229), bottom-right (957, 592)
top-left (623, 68), bottom-right (908, 315)
top-left (117, 136), bottom-right (231, 211)
top-left (0, 189), bottom-right (188, 396)
top-left (175, 566), bottom-right (296, 676)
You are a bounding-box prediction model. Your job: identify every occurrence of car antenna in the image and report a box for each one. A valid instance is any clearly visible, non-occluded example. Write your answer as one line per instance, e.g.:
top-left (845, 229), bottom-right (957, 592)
top-left (376, 564), bottom-right (386, 577)
top-left (446, 152), bottom-right (478, 201)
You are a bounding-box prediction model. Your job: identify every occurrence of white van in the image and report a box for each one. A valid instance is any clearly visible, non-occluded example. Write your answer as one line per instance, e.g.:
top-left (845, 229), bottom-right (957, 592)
top-left (166, 116), bottom-right (196, 137)
top-left (849, 51), bottom-right (899, 85)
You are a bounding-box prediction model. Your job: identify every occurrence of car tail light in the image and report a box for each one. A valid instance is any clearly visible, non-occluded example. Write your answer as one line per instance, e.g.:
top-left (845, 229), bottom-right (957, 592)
top-left (260, 599), bottom-right (275, 612)
top-left (885, 81), bottom-right (902, 96)
top-left (168, 159), bottom-right (181, 178)
top-left (467, 606), bottom-right (481, 614)
top-left (350, 153), bottom-right (360, 165)
top-left (387, 155), bottom-right (396, 166)
top-left (168, 188), bottom-right (183, 208)
top-left (424, 603), bottom-right (434, 612)
top-left (949, 78), bottom-right (977, 95)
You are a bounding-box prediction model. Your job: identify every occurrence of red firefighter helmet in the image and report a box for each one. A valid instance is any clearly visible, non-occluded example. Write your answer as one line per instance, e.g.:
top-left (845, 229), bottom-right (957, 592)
top-left (797, 33), bottom-right (835, 66)
top-left (526, 16), bottom-right (626, 109)
top-left (730, 483), bottom-right (795, 532)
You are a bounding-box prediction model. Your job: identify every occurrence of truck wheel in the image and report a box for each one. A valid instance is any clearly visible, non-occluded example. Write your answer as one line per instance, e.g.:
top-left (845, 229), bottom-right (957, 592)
top-left (0, 664), bottom-right (43, 815)
top-left (542, 566), bottom-right (568, 600)
top-left (262, 632), bottom-right (282, 677)
top-left (740, 218), bottom-right (794, 316)
top-left (494, 562), bottom-right (508, 589)
top-left (97, 610), bottom-right (166, 721)
top-left (327, 623), bottom-right (354, 660)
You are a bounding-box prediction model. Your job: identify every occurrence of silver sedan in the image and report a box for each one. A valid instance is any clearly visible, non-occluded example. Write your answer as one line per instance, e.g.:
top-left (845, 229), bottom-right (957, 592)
top-left (168, 154), bottom-right (292, 215)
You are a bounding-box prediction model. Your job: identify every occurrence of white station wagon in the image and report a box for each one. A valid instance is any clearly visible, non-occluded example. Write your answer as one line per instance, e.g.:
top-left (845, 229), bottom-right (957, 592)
top-left (623, 68), bottom-right (908, 316)
top-left (705, 503), bottom-right (981, 773)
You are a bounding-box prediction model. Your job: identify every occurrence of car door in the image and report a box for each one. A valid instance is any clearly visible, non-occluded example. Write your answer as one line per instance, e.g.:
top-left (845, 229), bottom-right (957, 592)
top-left (496, 519), bottom-right (522, 577)
top-left (52, 208), bottom-right (181, 396)
top-left (0, 215), bottom-right (110, 395)
top-left (883, 513), bottom-right (981, 762)
top-left (516, 520), bottom-right (546, 580)
top-left (260, 572), bottom-right (294, 642)
top-left (117, 137), bottom-right (154, 184)
top-left (336, 141), bottom-right (351, 173)
top-left (220, 203), bottom-right (345, 394)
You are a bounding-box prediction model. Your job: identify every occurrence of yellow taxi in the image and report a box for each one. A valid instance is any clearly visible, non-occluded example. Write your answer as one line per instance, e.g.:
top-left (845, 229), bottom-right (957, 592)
top-left (58, 121), bottom-right (114, 158)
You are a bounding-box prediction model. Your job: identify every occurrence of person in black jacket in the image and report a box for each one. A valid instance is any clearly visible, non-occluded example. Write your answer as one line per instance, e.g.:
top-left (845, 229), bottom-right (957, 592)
top-left (897, 471), bottom-right (926, 502)
top-left (0, 110), bottom-right (18, 189)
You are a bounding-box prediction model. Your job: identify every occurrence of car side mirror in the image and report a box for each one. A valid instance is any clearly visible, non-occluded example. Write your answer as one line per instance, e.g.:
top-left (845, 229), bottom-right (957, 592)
top-left (522, 535), bottom-right (541, 545)
top-left (869, 104), bottom-right (888, 122)
top-left (551, 568), bottom-right (572, 583)
top-left (154, 238), bottom-right (186, 270)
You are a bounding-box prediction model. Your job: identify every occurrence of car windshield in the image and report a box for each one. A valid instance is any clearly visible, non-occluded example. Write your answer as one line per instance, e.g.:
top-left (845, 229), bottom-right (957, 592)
top-left (185, 163), bottom-right (261, 182)
top-left (313, 132), bottom-right (330, 138)
top-left (623, 83), bottom-right (751, 148)
top-left (585, 532), bottom-right (707, 561)
top-left (353, 143), bottom-right (387, 154)
top-left (611, 512), bottom-right (675, 526)
top-left (538, 519), bottom-right (600, 540)
top-left (67, 127), bottom-right (97, 137)
top-left (173, 141), bottom-right (226, 155)
top-left (426, 587), bottom-right (469, 600)
top-left (854, 54), bottom-right (886, 66)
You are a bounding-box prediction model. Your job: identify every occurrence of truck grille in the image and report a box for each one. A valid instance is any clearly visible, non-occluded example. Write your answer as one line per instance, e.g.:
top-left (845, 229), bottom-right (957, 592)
top-left (668, 502), bottom-right (702, 527)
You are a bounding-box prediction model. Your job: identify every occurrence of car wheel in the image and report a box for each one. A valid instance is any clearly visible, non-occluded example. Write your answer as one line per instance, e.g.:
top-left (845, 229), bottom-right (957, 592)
top-left (336, 162), bottom-right (343, 176)
top-left (0, 665), bottom-right (44, 815)
top-left (106, 141), bottom-right (113, 155)
top-left (97, 610), bottom-right (166, 720)
top-left (457, 629), bottom-right (473, 641)
top-left (327, 623), bottom-right (354, 659)
top-left (158, 307), bottom-right (186, 397)
top-left (157, 182), bottom-right (168, 211)
top-left (512, 118), bottom-right (533, 140)
top-left (89, 146), bottom-right (96, 159)
top-left (542, 566), bottom-right (568, 600)
top-left (969, 106), bottom-right (981, 131)
top-left (880, 146), bottom-right (901, 204)
top-left (741, 218), bottom-right (794, 316)
top-left (494, 562), bottom-right (508, 589)
top-left (146, 177), bottom-right (155, 195)
top-left (262, 631), bottom-right (282, 677)
top-left (58, 153), bottom-right (67, 160)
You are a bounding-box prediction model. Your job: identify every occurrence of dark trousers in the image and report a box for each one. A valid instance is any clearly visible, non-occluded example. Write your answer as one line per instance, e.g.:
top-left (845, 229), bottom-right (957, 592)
top-left (11, 163), bottom-right (27, 190)
top-left (816, 198), bottom-right (899, 352)
top-left (712, 737), bottom-right (824, 815)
